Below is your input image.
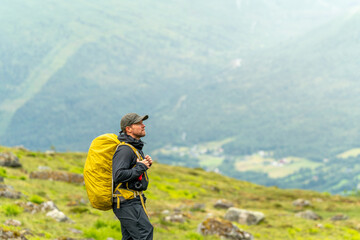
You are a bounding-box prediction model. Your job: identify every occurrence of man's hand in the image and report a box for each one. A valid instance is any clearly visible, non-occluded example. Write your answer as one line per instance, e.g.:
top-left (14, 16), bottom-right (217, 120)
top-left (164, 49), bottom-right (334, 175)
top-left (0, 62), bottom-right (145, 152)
top-left (145, 155), bottom-right (153, 166)
top-left (137, 155), bottom-right (153, 169)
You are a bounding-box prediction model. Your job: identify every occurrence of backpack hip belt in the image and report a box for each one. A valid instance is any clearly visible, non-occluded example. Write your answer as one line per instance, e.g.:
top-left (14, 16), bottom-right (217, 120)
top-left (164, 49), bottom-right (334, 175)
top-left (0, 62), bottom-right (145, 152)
top-left (113, 188), bottom-right (148, 218)
top-left (112, 142), bottom-right (149, 218)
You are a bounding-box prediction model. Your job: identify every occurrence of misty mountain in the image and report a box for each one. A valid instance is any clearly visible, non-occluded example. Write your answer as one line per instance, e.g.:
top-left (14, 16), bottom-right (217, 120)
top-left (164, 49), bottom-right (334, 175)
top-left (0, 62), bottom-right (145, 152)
top-left (1, 0), bottom-right (359, 165)
top-left (209, 10), bottom-right (360, 161)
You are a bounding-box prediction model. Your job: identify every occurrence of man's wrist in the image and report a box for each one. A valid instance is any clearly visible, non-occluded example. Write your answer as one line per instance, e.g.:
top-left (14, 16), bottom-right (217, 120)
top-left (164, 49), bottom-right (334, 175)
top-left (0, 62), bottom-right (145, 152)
top-left (137, 161), bottom-right (149, 169)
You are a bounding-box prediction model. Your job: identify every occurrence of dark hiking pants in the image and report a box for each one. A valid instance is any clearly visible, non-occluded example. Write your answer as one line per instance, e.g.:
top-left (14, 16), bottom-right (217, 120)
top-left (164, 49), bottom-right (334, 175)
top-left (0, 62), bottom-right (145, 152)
top-left (113, 202), bottom-right (153, 240)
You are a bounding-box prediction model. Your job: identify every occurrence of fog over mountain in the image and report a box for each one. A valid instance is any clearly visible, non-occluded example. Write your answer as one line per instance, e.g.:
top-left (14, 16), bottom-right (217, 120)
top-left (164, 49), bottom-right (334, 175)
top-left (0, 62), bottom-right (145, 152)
top-left (1, 1), bottom-right (360, 193)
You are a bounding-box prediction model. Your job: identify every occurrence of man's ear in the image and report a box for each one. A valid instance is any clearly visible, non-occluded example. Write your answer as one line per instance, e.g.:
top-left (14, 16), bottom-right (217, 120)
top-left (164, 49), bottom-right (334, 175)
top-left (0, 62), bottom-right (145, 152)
top-left (125, 125), bottom-right (132, 134)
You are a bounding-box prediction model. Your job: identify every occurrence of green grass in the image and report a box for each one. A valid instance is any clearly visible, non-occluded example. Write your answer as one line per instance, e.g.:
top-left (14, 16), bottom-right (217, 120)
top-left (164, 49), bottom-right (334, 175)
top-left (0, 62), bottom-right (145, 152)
top-left (235, 155), bottom-right (321, 178)
top-left (2, 146), bottom-right (360, 239)
top-left (153, 138), bottom-right (232, 170)
top-left (0, 167), bottom-right (7, 178)
top-left (337, 148), bottom-right (360, 159)
top-left (198, 155), bottom-right (224, 169)
top-left (2, 204), bottom-right (23, 217)
top-left (29, 195), bottom-right (45, 204)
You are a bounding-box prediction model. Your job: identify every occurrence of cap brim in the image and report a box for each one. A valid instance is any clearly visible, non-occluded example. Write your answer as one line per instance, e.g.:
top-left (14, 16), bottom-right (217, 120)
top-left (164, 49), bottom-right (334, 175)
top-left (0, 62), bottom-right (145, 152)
top-left (135, 114), bottom-right (149, 123)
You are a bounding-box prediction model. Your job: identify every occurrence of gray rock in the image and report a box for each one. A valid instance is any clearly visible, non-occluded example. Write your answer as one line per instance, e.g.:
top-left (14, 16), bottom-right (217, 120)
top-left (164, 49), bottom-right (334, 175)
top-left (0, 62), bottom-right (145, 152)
top-left (210, 186), bottom-right (220, 192)
top-left (0, 229), bottom-right (15, 238)
top-left (0, 228), bottom-right (29, 239)
top-left (173, 205), bottom-right (186, 214)
top-left (191, 203), bottom-right (206, 211)
top-left (13, 145), bottom-right (29, 152)
top-left (38, 166), bottom-right (51, 171)
top-left (0, 184), bottom-right (22, 199)
top-left (292, 199), bottom-right (311, 207)
top-left (46, 209), bottom-right (69, 222)
top-left (164, 214), bottom-right (186, 223)
top-left (214, 199), bottom-right (234, 209)
top-left (45, 150), bottom-right (56, 156)
top-left (17, 200), bottom-right (58, 214)
top-left (41, 201), bottom-right (58, 212)
top-left (4, 219), bottom-right (22, 226)
top-left (69, 228), bottom-right (83, 234)
top-left (331, 214), bottom-right (348, 221)
top-left (30, 170), bottom-right (84, 184)
top-left (161, 209), bottom-right (170, 215)
top-left (225, 207), bottom-right (265, 225)
top-left (198, 217), bottom-right (253, 240)
top-left (0, 152), bottom-right (22, 168)
top-left (295, 210), bottom-right (322, 220)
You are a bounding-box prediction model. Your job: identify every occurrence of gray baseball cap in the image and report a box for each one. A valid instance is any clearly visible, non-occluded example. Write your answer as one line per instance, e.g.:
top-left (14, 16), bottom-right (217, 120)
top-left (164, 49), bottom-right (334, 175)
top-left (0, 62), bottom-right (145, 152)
top-left (121, 113), bottom-right (149, 132)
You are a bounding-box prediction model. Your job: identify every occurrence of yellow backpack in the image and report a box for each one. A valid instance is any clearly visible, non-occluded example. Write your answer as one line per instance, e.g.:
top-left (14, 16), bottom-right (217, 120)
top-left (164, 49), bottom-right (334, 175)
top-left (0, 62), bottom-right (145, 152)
top-left (84, 133), bottom-right (143, 211)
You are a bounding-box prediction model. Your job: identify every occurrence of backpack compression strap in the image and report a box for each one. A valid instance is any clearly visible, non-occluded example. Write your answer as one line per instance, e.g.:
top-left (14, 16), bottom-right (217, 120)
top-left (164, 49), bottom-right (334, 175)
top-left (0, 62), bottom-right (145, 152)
top-left (112, 142), bottom-right (149, 218)
top-left (112, 142), bottom-right (144, 192)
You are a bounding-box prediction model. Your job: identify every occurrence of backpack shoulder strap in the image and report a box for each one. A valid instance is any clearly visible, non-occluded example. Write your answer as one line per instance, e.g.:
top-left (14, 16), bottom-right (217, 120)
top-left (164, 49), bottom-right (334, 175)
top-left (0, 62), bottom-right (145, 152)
top-left (113, 142), bottom-right (144, 194)
top-left (117, 142), bottom-right (143, 161)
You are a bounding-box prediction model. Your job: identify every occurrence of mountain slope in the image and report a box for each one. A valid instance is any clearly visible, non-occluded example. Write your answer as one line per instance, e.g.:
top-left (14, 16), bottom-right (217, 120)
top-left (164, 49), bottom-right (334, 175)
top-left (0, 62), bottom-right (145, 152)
top-left (2, 1), bottom-right (360, 195)
top-left (145, 10), bottom-right (360, 194)
top-left (203, 11), bottom-right (360, 160)
top-left (1, 0), bottom-right (358, 151)
top-left (2, 146), bottom-right (360, 239)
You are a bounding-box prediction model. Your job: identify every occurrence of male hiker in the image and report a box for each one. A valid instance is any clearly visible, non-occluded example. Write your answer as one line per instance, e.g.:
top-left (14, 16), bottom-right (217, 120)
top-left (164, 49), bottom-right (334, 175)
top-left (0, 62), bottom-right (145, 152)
top-left (112, 113), bottom-right (153, 240)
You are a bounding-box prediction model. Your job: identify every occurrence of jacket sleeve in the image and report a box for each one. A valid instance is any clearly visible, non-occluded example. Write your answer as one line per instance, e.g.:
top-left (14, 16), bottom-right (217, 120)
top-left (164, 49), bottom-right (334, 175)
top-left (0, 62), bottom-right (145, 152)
top-left (112, 145), bottom-right (148, 184)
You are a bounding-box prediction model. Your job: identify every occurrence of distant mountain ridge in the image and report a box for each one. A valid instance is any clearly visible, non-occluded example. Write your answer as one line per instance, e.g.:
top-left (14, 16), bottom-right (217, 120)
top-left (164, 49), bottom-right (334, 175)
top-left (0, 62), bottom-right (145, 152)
top-left (1, 0), bottom-right (360, 193)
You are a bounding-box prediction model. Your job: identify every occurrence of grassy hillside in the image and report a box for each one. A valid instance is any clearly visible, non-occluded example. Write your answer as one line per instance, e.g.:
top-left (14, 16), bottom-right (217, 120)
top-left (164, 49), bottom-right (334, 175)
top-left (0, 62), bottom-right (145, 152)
top-left (2, 146), bottom-right (360, 239)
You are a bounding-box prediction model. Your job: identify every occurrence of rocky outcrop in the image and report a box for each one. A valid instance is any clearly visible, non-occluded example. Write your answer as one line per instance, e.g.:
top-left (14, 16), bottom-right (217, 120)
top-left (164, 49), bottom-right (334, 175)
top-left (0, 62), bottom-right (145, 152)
top-left (331, 214), bottom-right (348, 221)
top-left (198, 217), bottom-right (253, 240)
top-left (29, 170), bottom-right (84, 184)
top-left (191, 203), bottom-right (206, 211)
top-left (0, 152), bottom-right (22, 168)
top-left (68, 228), bottom-right (83, 234)
top-left (0, 184), bottom-right (22, 199)
top-left (17, 201), bottom-right (58, 214)
top-left (17, 200), bottom-right (71, 222)
top-left (295, 210), bottom-right (322, 220)
top-left (214, 199), bottom-right (234, 209)
top-left (292, 199), bottom-right (311, 208)
top-left (164, 214), bottom-right (186, 223)
top-left (46, 209), bottom-right (70, 222)
top-left (13, 146), bottom-right (29, 152)
top-left (0, 227), bottom-right (29, 240)
top-left (225, 207), bottom-right (265, 225)
top-left (45, 150), bottom-right (56, 156)
top-left (4, 219), bottom-right (22, 227)
top-left (162, 208), bottom-right (192, 223)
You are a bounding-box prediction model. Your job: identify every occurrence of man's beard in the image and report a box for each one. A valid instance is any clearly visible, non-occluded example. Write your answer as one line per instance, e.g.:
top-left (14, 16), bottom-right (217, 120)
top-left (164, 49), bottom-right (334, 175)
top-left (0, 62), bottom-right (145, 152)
top-left (134, 131), bottom-right (146, 139)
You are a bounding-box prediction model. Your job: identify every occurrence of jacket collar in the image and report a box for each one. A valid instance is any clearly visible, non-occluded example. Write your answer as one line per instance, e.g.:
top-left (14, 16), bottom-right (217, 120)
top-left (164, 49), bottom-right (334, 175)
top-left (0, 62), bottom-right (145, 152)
top-left (118, 132), bottom-right (144, 150)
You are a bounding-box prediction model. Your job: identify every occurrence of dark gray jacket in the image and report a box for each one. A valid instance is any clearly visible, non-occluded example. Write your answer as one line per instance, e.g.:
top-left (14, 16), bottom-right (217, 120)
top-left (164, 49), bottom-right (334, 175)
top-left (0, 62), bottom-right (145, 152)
top-left (112, 133), bottom-right (149, 192)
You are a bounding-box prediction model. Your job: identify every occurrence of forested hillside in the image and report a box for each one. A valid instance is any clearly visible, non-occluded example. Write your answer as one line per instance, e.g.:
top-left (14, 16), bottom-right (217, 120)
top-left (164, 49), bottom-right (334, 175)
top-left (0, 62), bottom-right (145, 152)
top-left (218, 11), bottom-right (360, 161)
top-left (1, 0), bottom-right (357, 152)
